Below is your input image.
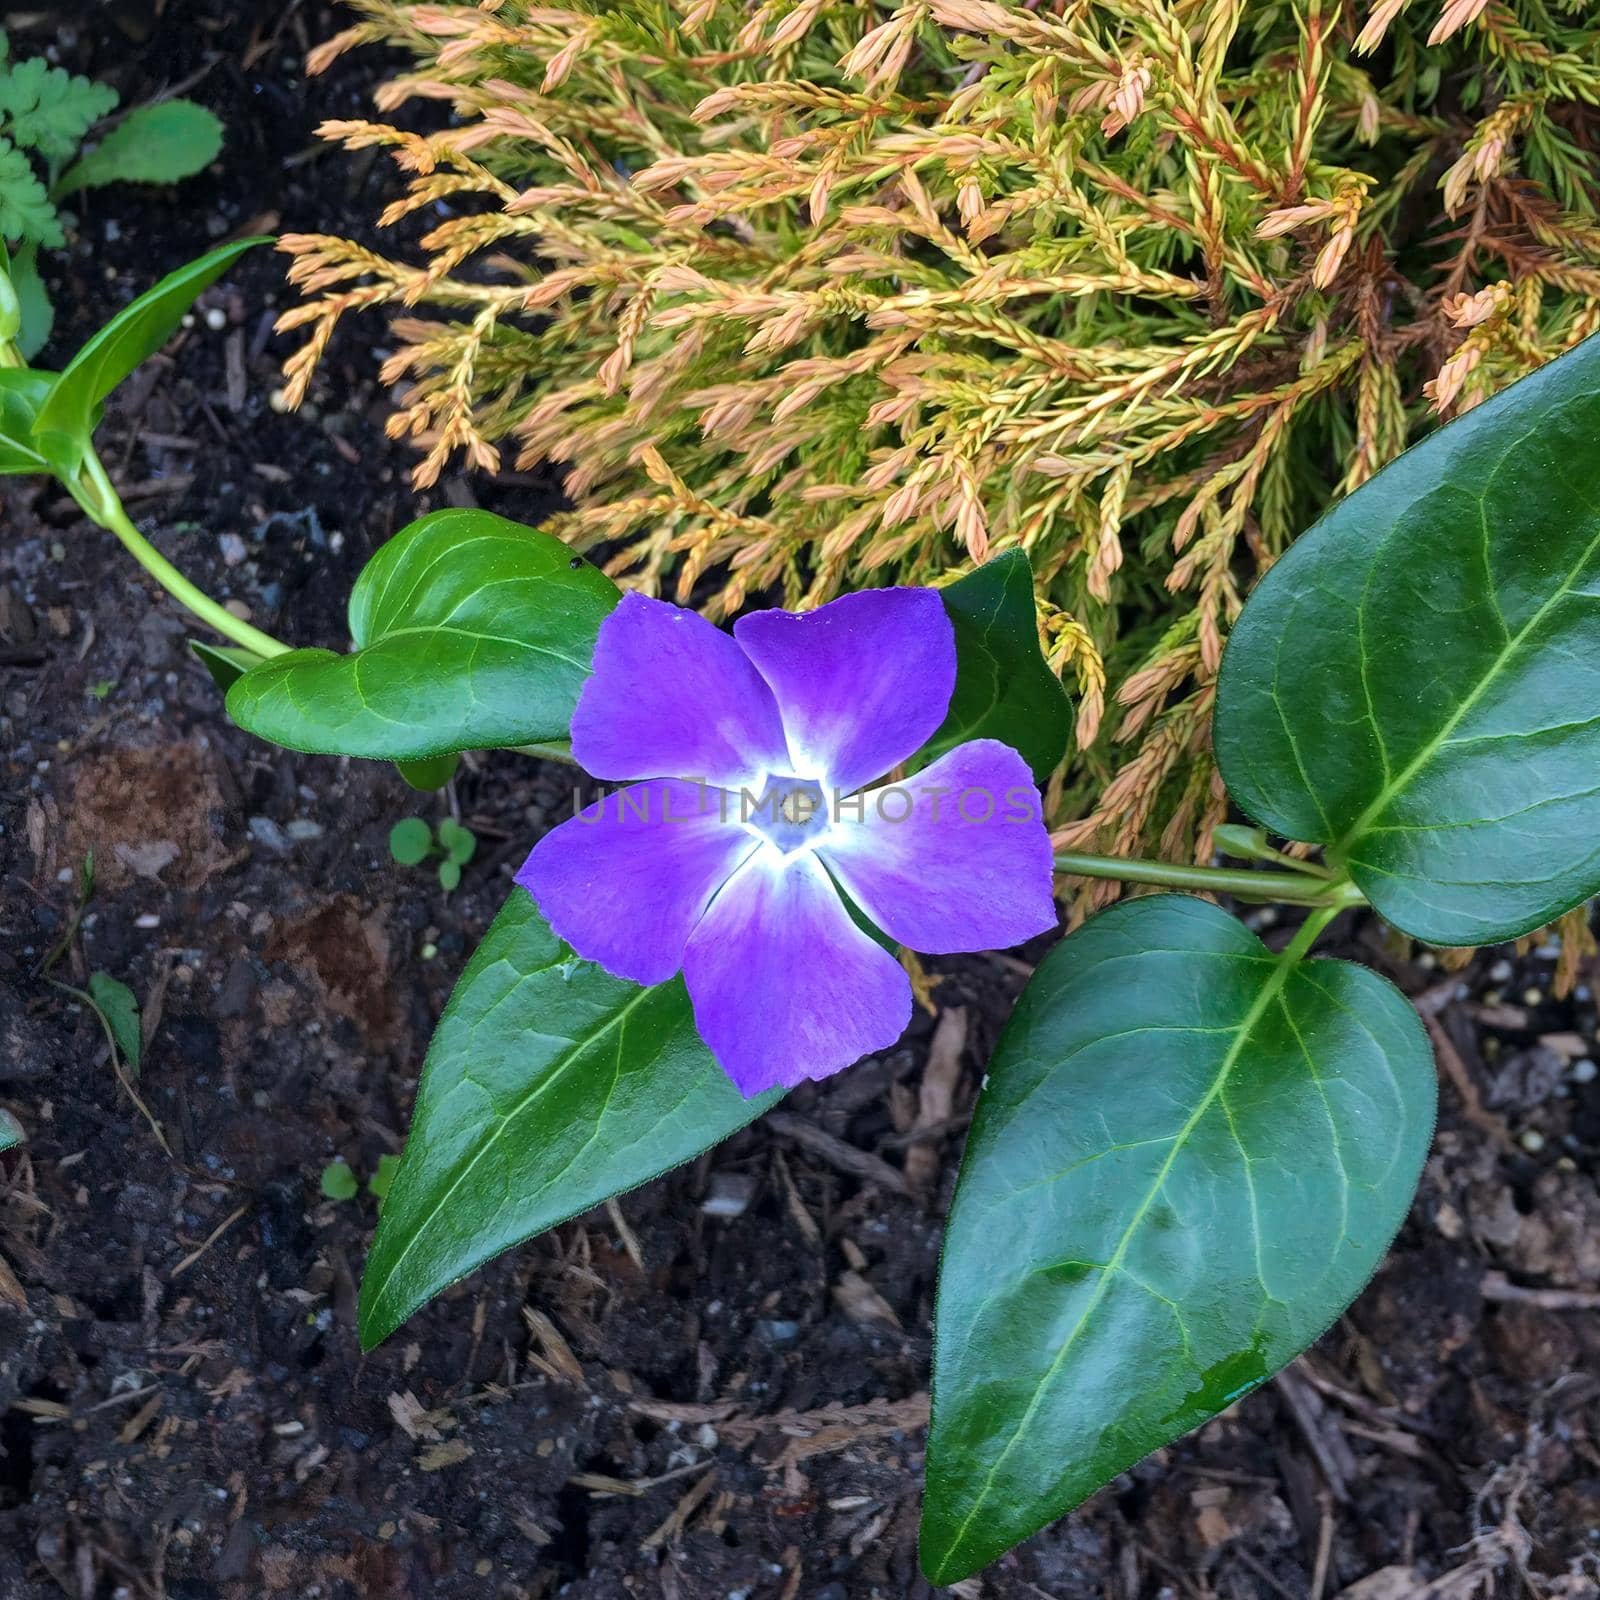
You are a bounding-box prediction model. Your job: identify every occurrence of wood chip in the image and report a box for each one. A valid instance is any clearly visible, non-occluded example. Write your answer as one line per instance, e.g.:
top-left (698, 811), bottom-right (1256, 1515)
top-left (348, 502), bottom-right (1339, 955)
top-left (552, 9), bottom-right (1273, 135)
top-left (0, 1248), bottom-right (27, 1311)
top-left (767, 1111), bottom-right (910, 1196)
top-left (832, 1269), bottom-right (902, 1329)
top-left (639, 1469), bottom-right (717, 1551)
top-left (905, 1006), bottom-right (967, 1194)
top-left (388, 1390), bottom-right (443, 1441)
top-left (772, 1150), bottom-right (821, 1246)
top-left (1482, 1270), bottom-right (1600, 1311)
top-left (416, 1439), bottom-right (474, 1471)
top-left (117, 1394), bottom-right (165, 1446)
top-left (523, 1307), bottom-right (586, 1384)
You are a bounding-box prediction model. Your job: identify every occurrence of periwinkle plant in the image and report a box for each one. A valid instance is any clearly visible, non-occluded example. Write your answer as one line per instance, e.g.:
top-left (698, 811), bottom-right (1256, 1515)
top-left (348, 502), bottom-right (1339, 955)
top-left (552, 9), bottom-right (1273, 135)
top-left (7, 238), bottom-right (1600, 1580)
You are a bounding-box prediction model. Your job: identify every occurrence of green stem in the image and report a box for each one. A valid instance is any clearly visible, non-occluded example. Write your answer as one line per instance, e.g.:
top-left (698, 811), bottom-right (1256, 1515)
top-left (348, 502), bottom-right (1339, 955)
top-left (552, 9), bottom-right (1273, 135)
top-left (75, 447), bottom-right (291, 660)
top-left (1053, 848), bottom-right (1364, 908)
top-left (1279, 901), bottom-right (1343, 965)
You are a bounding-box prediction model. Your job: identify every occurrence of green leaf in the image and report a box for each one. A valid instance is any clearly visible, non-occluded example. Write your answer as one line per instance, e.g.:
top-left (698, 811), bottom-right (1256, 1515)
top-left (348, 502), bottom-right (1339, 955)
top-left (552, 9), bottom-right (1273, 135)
top-left (921, 894), bottom-right (1435, 1583)
top-left (389, 817), bottom-right (433, 866)
top-left (0, 1109), bottom-right (22, 1155)
top-left (368, 1153), bottom-right (400, 1204)
top-left (396, 753), bottom-right (459, 792)
top-left (190, 639), bottom-right (263, 694)
top-left (920, 551), bottom-right (1072, 784)
top-left (1216, 334), bottom-right (1600, 946)
top-left (359, 891), bottom-right (781, 1349)
top-left (31, 237), bottom-right (269, 457)
top-left (436, 817), bottom-right (476, 866)
top-left (321, 1161), bottom-right (359, 1202)
top-left (8, 240), bottom-right (50, 359)
top-left (226, 510), bottom-right (621, 760)
top-left (437, 858), bottom-right (461, 892)
top-left (87, 971), bottom-right (141, 1074)
top-left (0, 135), bottom-right (60, 247)
top-left (55, 100), bottom-right (223, 196)
top-left (0, 56), bottom-right (117, 161)
top-left (0, 366), bottom-right (54, 474)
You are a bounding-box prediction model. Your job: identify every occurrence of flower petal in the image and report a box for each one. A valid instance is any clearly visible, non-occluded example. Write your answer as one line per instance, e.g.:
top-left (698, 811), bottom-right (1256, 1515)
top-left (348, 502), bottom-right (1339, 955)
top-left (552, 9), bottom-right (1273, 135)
top-left (733, 588), bottom-right (956, 793)
top-left (683, 850), bottom-right (912, 1097)
top-left (572, 592), bottom-right (791, 788)
top-left (516, 779), bottom-right (755, 985)
top-left (819, 739), bottom-right (1057, 953)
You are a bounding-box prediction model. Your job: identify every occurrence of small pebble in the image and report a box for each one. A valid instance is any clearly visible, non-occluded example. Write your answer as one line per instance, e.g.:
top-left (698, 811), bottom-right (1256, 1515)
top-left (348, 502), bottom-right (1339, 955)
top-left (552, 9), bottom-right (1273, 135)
top-left (701, 1171), bottom-right (756, 1217)
top-left (218, 532), bottom-right (248, 567)
top-left (1522, 987), bottom-right (1543, 1006)
top-left (135, 913), bottom-right (160, 930)
top-left (420, 942), bottom-right (438, 960)
top-left (285, 819), bottom-right (323, 842)
top-left (268, 388), bottom-right (290, 414)
top-left (247, 815), bottom-right (292, 855)
top-left (1489, 960), bottom-right (1513, 982)
top-left (1573, 1059), bottom-right (1597, 1084)
top-left (204, 307), bottom-right (227, 332)
top-left (1519, 1129), bottom-right (1545, 1153)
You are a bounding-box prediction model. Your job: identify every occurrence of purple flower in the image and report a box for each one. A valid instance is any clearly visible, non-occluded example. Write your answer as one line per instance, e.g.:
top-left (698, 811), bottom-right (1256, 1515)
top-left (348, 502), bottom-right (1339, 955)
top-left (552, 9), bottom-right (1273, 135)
top-left (516, 587), bottom-right (1057, 1097)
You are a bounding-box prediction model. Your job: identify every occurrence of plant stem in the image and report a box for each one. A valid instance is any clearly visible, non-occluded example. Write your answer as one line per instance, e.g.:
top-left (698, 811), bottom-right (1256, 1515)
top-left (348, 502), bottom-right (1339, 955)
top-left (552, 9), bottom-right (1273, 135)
top-left (1052, 848), bottom-right (1363, 907)
top-left (76, 447), bottom-right (291, 660)
top-left (1278, 901), bottom-right (1343, 965)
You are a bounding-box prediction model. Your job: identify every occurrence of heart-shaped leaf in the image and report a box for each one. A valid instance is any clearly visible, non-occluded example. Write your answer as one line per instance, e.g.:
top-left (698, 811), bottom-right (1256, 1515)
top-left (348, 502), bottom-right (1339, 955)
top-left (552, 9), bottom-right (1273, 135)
top-left (31, 237), bottom-right (268, 463)
top-left (920, 550), bottom-right (1072, 784)
top-left (1216, 333), bottom-right (1600, 945)
top-left (360, 890), bottom-right (780, 1349)
top-left (227, 509), bottom-right (621, 760)
top-left (921, 894), bottom-right (1434, 1583)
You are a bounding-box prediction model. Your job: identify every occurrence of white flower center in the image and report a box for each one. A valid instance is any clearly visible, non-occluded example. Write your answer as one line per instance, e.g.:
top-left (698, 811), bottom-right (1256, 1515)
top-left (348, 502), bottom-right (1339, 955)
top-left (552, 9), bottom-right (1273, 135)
top-left (742, 773), bottom-right (831, 856)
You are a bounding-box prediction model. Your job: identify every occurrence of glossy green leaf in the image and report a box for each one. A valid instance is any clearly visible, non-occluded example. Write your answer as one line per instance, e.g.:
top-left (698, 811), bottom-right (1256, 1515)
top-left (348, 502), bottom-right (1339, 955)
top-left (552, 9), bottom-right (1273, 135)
top-left (87, 971), bottom-right (141, 1074)
top-left (227, 510), bottom-right (620, 761)
top-left (31, 237), bottom-right (268, 456)
top-left (920, 551), bottom-right (1072, 784)
top-left (1216, 334), bottom-right (1600, 946)
top-left (190, 639), bottom-right (262, 694)
top-left (0, 365), bottom-right (52, 473)
top-left (360, 891), bottom-right (780, 1349)
top-left (922, 894), bottom-right (1434, 1582)
top-left (55, 100), bottom-right (224, 196)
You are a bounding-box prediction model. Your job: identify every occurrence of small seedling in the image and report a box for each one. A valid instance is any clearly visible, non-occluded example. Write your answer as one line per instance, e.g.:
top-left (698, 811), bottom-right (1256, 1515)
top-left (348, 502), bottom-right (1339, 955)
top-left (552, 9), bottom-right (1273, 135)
top-left (368, 1154), bottom-right (400, 1207)
top-left (320, 1161), bottom-right (358, 1202)
top-left (319, 1155), bottom-right (398, 1208)
top-left (388, 815), bottom-right (476, 891)
top-left (0, 29), bottom-right (224, 352)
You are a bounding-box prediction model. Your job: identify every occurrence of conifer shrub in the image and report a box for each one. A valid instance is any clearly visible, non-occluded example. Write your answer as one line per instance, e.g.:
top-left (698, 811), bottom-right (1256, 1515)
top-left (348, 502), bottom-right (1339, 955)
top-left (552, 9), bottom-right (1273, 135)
top-left (279, 0), bottom-right (1600, 873)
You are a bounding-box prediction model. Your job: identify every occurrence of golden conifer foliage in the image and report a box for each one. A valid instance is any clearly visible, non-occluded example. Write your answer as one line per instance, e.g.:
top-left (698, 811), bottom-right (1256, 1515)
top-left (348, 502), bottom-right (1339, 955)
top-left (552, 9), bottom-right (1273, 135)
top-left (281, 0), bottom-right (1600, 867)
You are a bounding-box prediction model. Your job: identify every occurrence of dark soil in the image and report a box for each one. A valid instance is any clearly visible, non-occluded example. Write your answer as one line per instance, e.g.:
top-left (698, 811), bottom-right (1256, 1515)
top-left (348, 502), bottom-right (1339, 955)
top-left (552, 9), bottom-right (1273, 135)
top-left (3, 5), bottom-right (1600, 1598)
